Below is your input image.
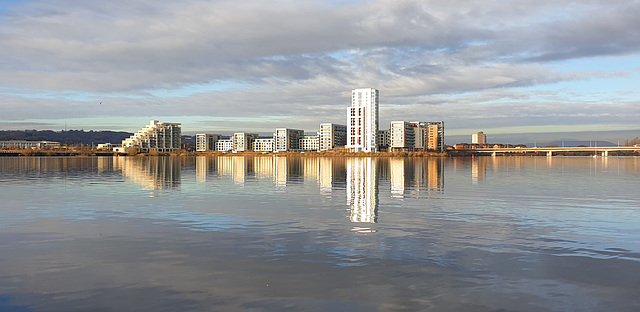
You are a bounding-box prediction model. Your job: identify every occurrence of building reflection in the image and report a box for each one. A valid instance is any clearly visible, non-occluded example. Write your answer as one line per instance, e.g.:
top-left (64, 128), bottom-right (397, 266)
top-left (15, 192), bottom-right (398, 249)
top-left (472, 157), bottom-right (486, 184)
top-left (191, 156), bottom-right (445, 224)
top-left (389, 158), bottom-right (444, 199)
top-left (346, 158), bottom-right (379, 223)
top-left (112, 156), bottom-right (181, 190)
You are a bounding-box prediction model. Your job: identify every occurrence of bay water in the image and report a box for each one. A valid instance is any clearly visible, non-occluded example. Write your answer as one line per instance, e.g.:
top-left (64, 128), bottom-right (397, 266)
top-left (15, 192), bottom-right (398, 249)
top-left (0, 156), bottom-right (639, 311)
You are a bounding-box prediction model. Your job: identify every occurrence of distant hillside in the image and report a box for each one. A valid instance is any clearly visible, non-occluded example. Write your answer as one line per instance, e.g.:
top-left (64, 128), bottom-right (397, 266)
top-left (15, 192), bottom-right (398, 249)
top-left (0, 130), bottom-right (132, 145)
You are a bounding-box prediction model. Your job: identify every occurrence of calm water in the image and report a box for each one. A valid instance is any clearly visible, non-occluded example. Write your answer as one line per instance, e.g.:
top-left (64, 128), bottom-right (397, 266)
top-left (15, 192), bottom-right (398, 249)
top-left (0, 156), bottom-right (639, 312)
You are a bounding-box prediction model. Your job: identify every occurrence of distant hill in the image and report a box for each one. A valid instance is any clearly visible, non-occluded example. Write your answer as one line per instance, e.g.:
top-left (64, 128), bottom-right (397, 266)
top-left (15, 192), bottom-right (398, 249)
top-left (0, 130), bottom-right (132, 145)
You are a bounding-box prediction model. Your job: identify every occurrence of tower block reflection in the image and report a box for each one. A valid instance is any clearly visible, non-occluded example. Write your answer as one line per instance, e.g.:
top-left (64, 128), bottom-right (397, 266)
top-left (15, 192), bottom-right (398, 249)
top-left (347, 158), bottom-right (379, 223)
top-left (113, 157), bottom-right (181, 190)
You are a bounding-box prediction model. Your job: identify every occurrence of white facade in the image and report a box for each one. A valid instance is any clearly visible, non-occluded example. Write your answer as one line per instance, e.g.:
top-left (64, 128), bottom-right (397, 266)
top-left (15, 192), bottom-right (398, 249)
top-left (390, 121), bottom-right (415, 151)
top-left (122, 120), bottom-right (181, 153)
top-left (195, 133), bottom-right (222, 152)
top-left (233, 133), bottom-right (258, 152)
top-left (300, 135), bottom-right (319, 151)
top-left (216, 139), bottom-right (234, 152)
top-left (319, 123), bottom-right (347, 151)
top-left (0, 141), bottom-right (60, 149)
top-left (274, 128), bottom-right (304, 152)
top-left (253, 138), bottom-right (275, 152)
top-left (347, 88), bottom-right (379, 152)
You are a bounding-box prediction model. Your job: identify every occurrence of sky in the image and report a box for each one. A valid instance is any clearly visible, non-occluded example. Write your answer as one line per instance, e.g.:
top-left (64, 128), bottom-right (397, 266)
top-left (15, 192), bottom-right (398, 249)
top-left (0, 0), bottom-right (639, 143)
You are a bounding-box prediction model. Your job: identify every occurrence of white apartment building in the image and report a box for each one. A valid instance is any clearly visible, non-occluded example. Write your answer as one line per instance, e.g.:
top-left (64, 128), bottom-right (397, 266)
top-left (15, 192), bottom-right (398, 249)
top-left (216, 139), bottom-right (234, 152)
top-left (319, 123), bottom-right (347, 151)
top-left (195, 133), bottom-right (222, 152)
top-left (390, 121), bottom-right (415, 151)
top-left (274, 128), bottom-right (304, 152)
top-left (122, 120), bottom-right (181, 153)
top-left (253, 138), bottom-right (275, 152)
top-left (300, 135), bottom-right (319, 151)
top-left (347, 88), bottom-right (379, 152)
top-left (472, 131), bottom-right (486, 145)
top-left (233, 133), bottom-right (258, 152)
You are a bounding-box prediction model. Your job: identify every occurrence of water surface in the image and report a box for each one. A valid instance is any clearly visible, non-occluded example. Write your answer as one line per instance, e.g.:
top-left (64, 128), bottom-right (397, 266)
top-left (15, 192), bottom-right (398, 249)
top-left (0, 156), bottom-right (639, 311)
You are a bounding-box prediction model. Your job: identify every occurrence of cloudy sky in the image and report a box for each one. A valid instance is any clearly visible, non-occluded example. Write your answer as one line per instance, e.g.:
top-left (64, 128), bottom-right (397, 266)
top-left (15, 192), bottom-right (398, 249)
top-left (1, 0), bottom-right (639, 143)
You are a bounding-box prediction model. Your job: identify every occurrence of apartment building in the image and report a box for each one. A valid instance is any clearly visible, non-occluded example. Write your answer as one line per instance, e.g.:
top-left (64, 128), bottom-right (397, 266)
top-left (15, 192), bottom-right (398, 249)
top-left (319, 123), bottom-right (347, 151)
top-left (472, 131), bottom-right (486, 145)
top-left (195, 133), bottom-right (222, 152)
top-left (376, 130), bottom-right (389, 151)
top-left (300, 135), bottom-right (319, 151)
top-left (216, 139), bottom-right (234, 152)
top-left (122, 120), bottom-right (181, 152)
top-left (427, 121), bottom-right (445, 152)
top-left (347, 88), bottom-right (379, 152)
top-left (390, 121), bottom-right (415, 151)
top-left (253, 138), bottom-right (275, 152)
top-left (233, 133), bottom-right (258, 152)
top-left (274, 128), bottom-right (304, 152)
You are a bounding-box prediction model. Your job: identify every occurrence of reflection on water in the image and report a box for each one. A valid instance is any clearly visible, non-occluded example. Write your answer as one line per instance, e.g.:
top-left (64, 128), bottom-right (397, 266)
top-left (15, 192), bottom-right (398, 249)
top-left (1, 156), bottom-right (640, 312)
top-left (113, 156), bottom-right (183, 190)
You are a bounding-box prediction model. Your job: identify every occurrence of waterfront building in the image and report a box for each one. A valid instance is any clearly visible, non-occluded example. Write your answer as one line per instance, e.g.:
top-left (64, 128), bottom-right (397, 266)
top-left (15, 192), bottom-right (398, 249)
top-left (319, 123), bottom-right (347, 151)
top-left (390, 121), bottom-right (415, 151)
top-left (274, 128), bottom-right (304, 152)
top-left (377, 130), bottom-right (389, 151)
top-left (233, 133), bottom-right (258, 152)
top-left (122, 120), bottom-right (181, 153)
top-left (409, 122), bottom-right (427, 150)
top-left (300, 135), bottom-right (320, 151)
top-left (195, 134), bottom-right (222, 152)
top-left (0, 141), bottom-right (60, 149)
top-left (216, 139), bottom-right (234, 152)
top-left (472, 131), bottom-right (486, 145)
top-left (253, 138), bottom-right (275, 152)
top-left (427, 121), bottom-right (445, 152)
top-left (347, 88), bottom-right (379, 152)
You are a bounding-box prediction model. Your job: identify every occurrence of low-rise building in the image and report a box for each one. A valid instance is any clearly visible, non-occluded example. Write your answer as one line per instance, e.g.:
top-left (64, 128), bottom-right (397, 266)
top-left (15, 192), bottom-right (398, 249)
top-left (216, 139), bottom-right (234, 152)
top-left (300, 135), bottom-right (319, 151)
top-left (253, 138), bottom-right (275, 152)
top-left (0, 141), bottom-right (60, 149)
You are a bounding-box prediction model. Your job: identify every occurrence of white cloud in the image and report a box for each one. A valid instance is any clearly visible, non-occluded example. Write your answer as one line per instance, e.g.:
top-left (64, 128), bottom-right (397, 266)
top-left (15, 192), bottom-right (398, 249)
top-left (1, 0), bottom-right (639, 139)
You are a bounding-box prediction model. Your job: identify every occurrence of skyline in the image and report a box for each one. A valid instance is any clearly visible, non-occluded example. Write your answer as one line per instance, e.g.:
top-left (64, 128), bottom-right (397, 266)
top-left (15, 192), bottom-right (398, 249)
top-left (1, 0), bottom-right (639, 143)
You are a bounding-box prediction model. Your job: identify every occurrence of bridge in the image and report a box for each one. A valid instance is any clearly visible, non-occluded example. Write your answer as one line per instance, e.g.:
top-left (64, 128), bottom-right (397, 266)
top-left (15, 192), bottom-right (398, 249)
top-left (473, 146), bottom-right (640, 157)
